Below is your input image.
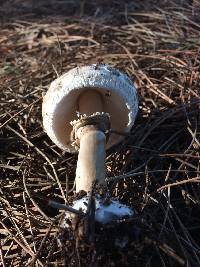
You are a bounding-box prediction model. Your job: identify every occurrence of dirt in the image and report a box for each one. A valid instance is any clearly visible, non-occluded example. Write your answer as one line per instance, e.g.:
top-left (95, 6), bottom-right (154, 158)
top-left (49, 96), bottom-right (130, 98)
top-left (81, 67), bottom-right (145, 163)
top-left (0, 0), bottom-right (200, 266)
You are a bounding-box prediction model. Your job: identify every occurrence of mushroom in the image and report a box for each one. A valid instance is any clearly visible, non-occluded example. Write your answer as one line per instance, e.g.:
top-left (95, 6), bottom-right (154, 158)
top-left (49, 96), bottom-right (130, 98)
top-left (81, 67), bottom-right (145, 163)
top-left (42, 64), bottom-right (138, 224)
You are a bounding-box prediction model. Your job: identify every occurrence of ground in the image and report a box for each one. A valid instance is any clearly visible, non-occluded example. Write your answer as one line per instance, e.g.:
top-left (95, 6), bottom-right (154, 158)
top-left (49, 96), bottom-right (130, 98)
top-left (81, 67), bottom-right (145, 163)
top-left (0, 0), bottom-right (200, 266)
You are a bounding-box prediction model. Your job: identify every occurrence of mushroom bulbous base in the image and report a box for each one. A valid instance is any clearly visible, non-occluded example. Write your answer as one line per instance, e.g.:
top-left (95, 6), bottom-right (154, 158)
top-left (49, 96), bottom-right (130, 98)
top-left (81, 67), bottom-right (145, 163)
top-left (59, 196), bottom-right (139, 251)
top-left (63, 196), bottom-right (134, 226)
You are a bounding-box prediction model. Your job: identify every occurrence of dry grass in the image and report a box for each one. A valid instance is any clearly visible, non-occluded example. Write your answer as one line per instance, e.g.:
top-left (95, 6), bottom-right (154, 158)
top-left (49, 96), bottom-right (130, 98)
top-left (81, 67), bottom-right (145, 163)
top-left (0, 0), bottom-right (200, 266)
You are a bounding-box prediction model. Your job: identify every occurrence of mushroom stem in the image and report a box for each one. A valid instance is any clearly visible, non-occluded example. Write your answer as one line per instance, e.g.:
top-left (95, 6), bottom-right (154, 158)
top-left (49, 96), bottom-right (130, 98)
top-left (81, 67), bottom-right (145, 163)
top-left (75, 125), bottom-right (106, 193)
top-left (78, 90), bottom-right (104, 116)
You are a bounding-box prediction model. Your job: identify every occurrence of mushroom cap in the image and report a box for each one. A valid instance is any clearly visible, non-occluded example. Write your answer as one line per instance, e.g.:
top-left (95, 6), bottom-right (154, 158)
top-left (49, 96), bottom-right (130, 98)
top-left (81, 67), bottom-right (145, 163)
top-left (42, 64), bottom-right (138, 152)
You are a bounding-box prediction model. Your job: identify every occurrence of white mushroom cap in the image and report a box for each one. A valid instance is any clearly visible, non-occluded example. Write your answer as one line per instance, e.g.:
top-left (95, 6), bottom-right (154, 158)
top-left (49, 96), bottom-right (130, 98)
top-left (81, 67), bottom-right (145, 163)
top-left (42, 64), bottom-right (138, 152)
